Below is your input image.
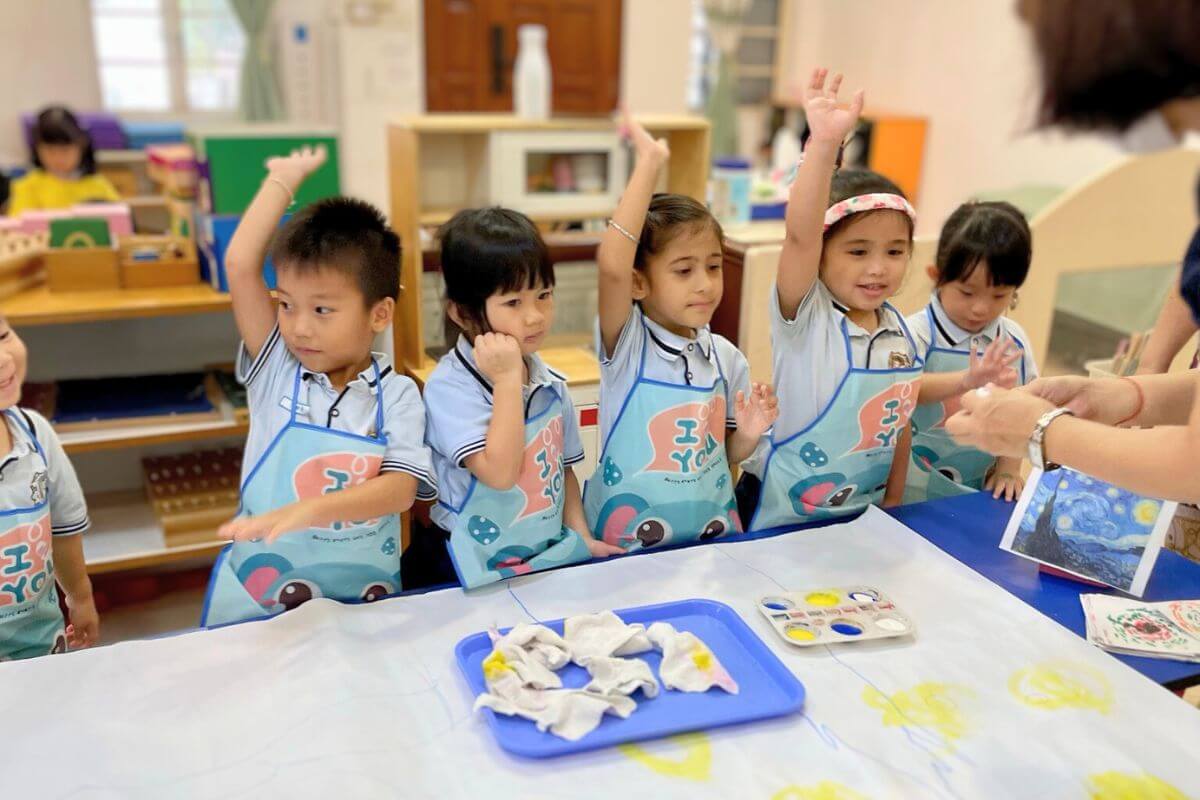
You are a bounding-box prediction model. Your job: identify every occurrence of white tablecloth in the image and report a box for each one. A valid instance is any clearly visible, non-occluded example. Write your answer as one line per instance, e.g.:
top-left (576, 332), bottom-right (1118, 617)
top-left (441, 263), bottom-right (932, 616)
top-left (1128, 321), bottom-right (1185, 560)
top-left (4, 508), bottom-right (1198, 799)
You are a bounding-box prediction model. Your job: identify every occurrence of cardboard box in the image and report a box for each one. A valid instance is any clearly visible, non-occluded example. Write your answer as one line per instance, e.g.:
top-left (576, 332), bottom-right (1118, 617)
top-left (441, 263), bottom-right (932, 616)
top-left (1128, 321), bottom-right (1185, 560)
top-left (46, 246), bottom-right (120, 292)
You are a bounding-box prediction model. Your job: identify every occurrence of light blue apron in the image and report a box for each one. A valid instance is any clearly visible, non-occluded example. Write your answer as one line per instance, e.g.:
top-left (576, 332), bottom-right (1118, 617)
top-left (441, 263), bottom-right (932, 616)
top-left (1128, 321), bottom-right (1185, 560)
top-left (202, 361), bottom-right (402, 627)
top-left (584, 323), bottom-right (740, 551)
top-left (0, 410), bottom-right (67, 661)
top-left (904, 305), bottom-right (1028, 503)
top-left (750, 307), bottom-right (924, 532)
top-left (443, 382), bottom-right (591, 589)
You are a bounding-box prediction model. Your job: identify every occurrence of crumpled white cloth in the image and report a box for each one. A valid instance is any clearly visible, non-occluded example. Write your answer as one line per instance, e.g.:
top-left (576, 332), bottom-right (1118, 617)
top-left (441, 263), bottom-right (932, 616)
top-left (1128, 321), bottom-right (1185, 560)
top-left (583, 656), bottom-right (659, 698)
top-left (562, 610), bottom-right (653, 665)
top-left (474, 658), bottom-right (635, 741)
top-left (647, 622), bottom-right (739, 694)
top-left (488, 623), bottom-right (572, 670)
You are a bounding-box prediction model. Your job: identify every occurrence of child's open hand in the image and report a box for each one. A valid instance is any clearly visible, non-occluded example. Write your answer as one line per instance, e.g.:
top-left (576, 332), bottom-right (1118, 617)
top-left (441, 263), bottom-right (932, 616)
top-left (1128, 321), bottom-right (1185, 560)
top-left (265, 144), bottom-right (328, 188)
top-left (734, 382), bottom-right (779, 440)
top-left (619, 108), bottom-right (669, 166)
top-left (65, 594), bottom-right (99, 650)
top-left (474, 332), bottom-right (524, 385)
top-left (220, 501), bottom-right (315, 544)
top-left (583, 535), bottom-right (625, 558)
top-left (965, 336), bottom-right (1021, 391)
top-left (803, 67), bottom-right (864, 148)
top-left (985, 469), bottom-right (1024, 502)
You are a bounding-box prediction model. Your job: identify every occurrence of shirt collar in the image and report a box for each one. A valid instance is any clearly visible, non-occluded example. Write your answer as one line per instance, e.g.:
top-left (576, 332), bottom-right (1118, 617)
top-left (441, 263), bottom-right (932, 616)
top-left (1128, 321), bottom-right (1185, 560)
top-left (301, 352), bottom-right (393, 390)
top-left (830, 297), bottom-right (905, 339)
top-left (930, 291), bottom-right (1002, 347)
top-left (0, 412), bottom-right (34, 467)
top-left (641, 307), bottom-right (713, 363)
top-left (453, 335), bottom-right (561, 396)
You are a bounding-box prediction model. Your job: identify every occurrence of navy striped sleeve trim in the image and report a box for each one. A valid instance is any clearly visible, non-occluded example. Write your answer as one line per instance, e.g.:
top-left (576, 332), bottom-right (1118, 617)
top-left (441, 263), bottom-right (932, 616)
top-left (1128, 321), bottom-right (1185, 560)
top-left (240, 326), bottom-right (282, 386)
top-left (415, 484), bottom-right (438, 501)
top-left (453, 439), bottom-right (488, 468)
top-left (381, 460), bottom-right (437, 488)
top-left (564, 451), bottom-right (585, 466)
top-left (546, 365), bottom-right (568, 382)
top-left (51, 518), bottom-right (90, 535)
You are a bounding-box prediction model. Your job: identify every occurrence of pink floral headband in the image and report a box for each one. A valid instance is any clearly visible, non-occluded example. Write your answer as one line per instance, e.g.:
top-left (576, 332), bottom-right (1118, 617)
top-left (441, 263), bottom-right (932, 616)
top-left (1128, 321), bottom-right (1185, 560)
top-left (824, 193), bottom-right (917, 232)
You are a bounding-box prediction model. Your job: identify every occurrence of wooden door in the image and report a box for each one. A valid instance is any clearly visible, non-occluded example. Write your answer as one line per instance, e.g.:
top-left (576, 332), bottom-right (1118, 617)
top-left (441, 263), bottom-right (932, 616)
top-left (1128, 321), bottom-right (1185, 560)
top-left (424, 0), bottom-right (622, 113)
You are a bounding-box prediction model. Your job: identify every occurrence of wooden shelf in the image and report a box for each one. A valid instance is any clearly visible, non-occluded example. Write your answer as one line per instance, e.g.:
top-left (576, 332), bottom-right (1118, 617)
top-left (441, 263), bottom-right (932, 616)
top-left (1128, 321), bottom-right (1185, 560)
top-left (59, 416), bottom-right (248, 455)
top-left (0, 283), bottom-right (231, 327)
top-left (419, 207), bottom-right (612, 227)
top-left (395, 113), bottom-right (709, 134)
top-left (83, 490), bottom-right (225, 575)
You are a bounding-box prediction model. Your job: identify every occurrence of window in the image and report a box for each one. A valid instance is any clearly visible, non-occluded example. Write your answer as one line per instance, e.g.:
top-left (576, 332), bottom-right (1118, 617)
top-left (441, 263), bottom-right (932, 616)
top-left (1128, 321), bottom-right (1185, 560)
top-left (90, 0), bottom-right (246, 114)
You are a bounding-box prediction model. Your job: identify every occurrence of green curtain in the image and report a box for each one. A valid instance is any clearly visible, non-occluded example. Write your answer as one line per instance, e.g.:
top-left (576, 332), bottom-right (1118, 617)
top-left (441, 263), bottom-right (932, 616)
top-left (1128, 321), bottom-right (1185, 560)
top-left (705, 50), bottom-right (738, 158)
top-left (230, 0), bottom-right (284, 122)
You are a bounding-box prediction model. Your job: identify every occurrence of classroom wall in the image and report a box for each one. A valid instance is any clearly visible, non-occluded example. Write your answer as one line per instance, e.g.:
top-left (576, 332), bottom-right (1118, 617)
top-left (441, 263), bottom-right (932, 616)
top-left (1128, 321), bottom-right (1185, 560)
top-left (0, 0), bottom-right (102, 166)
top-left (621, 0), bottom-right (693, 115)
top-left (775, 0), bottom-right (1128, 235)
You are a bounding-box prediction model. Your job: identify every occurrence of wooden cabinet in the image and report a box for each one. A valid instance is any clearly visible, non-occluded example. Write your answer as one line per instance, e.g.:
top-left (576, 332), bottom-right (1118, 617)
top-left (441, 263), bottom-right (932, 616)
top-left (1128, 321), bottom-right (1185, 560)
top-left (424, 0), bottom-right (622, 114)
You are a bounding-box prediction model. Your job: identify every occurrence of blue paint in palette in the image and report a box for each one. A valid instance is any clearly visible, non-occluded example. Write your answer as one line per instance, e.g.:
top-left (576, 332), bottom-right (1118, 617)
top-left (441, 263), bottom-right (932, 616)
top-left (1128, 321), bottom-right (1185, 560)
top-left (831, 622), bottom-right (863, 636)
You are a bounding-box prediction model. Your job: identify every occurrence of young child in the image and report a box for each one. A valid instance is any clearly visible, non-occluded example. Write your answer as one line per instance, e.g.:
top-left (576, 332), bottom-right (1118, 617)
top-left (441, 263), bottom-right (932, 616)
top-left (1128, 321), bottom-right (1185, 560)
top-left (738, 68), bottom-right (926, 532)
top-left (904, 201), bottom-right (1036, 502)
top-left (0, 316), bottom-right (98, 660)
top-left (584, 112), bottom-right (777, 550)
top-left (7, 106), bottom-right (119, 216)
top-left (203, 146), bottom-right (436, 626)
top-left (423, 207), bottom-right (622, 589)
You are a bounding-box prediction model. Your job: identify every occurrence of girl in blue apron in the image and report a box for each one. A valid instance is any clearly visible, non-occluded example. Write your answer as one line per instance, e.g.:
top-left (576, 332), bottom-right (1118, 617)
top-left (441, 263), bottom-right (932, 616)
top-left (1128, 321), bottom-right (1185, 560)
top-left (739, 67), bottom-right (925, 533)
top-left (904, 201), bottom-right (1038, 503)
top-left (421, 208), bottom-right (623, 590)
top-left (584, 112), bottom-right (777, 551)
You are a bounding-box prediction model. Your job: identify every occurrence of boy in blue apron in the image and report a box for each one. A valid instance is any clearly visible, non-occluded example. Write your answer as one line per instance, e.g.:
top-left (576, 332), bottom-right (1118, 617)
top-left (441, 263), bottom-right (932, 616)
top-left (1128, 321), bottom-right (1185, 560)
top-left (202, 146), bottom-right (436, 627)
top-left (737, 68), bottom-right (926, 533)
top-left (583, 111), bottom-right (777, 551)
top-left (903, 201), bottom-right (1038, 503)
top-left (0, 318), bottom-right (98, 661)
top-left (421, 208), bottom-right (623, 590)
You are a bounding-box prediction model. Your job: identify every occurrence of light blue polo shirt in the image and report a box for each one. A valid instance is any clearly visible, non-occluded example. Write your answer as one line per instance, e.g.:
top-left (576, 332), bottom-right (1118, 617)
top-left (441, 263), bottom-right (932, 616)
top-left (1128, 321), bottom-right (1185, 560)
top-left (237, 324), bottom-right (437, 499)
top-left (0, 409), bottom-right (88, 536)
top-left (596, 304), bottom-right (751, 450)
top-left (424, 335), bottom-right (585, 533)
top-left (906, 291), bottom-right (1039, 384)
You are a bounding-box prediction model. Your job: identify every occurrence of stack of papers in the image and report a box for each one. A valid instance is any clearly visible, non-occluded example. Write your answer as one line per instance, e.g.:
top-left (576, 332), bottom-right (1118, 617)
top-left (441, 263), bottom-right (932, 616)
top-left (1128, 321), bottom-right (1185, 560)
top-left (1081, 594), bottom-right (1200, 662)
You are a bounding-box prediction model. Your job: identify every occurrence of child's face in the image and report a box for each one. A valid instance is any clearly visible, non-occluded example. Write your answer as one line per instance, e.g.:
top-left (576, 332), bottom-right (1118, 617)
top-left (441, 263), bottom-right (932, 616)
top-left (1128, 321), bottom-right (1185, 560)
top-left (275, 266), bottom-right (392, 375)
top-left (634, 226), bottom-right (724, 337)
top-left (820, 211), bottom-right (911, 312)
top-left (482, 283), bottom-right (555, 356)
top-left (0, 318), bottom-right (27, 411)
top-left (932, 261), bottom-right (1016, 334)
top-left (36, 142), bottom-right (83, 178)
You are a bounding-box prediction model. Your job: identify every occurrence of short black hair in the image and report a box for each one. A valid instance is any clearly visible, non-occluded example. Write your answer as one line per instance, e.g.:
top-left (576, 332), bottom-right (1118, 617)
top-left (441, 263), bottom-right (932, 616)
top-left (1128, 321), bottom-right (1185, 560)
top-left (935, 201), bottom-right (1032, 288)
top-left (1022, 0), bottom-right (1200, 132)
top-left (269, 197), bottom-right (401, 306)
top-left (825, 168), bottom-right (913, 241)
top-left (634, 193), bottom-right (724, 270)
top-left (438, 207), bottom-right (554, 340)
top-left (30, 106), bottom-right (97, 175)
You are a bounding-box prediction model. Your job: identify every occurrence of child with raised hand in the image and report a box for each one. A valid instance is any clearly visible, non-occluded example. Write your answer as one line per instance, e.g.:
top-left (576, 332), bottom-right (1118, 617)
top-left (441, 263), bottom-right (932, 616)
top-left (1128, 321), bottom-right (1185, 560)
top-left (0, 315), bottom-right (98, 660)
top-left (738, 67), bottom-right (927, 532)
top-left (585, 111), bottom-right (776, 551)
top-left (202, 146), bottom-right (436, 626)
top-left (422, 207), bottom-right (623, 589)
top-left (904, 200), bottom-right (1037, 502)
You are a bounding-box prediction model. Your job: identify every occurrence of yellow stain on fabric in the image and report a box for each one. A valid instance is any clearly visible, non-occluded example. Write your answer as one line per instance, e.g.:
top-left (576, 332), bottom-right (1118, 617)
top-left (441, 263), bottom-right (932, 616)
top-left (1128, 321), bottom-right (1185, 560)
top-left (1008, 661), bottom-right (1113, 714)
top-left (862, 682), bottom-right (973, 749)
top-left (1086, 771), bottom-right (1188, 800)
top-left (772, 780), bottom-right (871, 800)
top-left (618, 732), bottom-right (712, 782)
top-left (481, 649), bottom-right (511, 681)
top-left (691, 645), bottom-right (714, 671)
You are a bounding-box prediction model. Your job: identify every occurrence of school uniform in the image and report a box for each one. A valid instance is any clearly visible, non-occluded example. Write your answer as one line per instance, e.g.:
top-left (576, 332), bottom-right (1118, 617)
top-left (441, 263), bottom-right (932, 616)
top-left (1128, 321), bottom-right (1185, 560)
top-left (201, 325), bottom-right (435, 627)
top-left (902, 292), bottom-right (1038, 502)
top-left (424, 335), bottom-right (590, 589)
top-left (583, 304), bottom-right (750, 550)
top-left (0, 408), bottom-right (89, 661)
top-left (739, 281), bottom-right (923, 531)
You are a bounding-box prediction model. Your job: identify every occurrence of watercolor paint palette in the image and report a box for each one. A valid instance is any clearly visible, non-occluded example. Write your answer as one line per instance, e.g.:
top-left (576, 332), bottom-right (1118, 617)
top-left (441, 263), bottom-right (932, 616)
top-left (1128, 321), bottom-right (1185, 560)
top-left (756, 586), bottom-right (915, 647)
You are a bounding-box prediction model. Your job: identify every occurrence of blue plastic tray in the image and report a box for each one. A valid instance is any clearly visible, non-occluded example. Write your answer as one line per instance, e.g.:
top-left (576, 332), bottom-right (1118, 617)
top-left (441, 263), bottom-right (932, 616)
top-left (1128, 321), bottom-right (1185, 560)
top-left (455, 598), bottom-right (806, 758)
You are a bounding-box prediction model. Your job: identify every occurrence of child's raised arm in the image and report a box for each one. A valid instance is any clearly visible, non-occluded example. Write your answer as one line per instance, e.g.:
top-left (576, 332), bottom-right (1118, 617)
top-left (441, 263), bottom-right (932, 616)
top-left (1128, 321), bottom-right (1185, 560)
top-left (598, 111), bottom-right (670, 356)
top-left (226, 145), bottom-right (327, 360)
top-left (777, 68), bottom-right (864, 319)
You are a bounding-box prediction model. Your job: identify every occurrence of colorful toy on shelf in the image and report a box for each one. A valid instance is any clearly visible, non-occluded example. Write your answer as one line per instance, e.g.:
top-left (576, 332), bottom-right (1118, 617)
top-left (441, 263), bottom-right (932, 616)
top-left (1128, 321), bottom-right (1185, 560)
top-left (14, 203), bottom-right (132, 237)
top-left (49, 217), bottom-right (112, 249)
top-left (21, 111), bottom-right (127, 151)
top-left (197, 212), bottom-right (287, 292)
top-left (143, 448), bottom-right (243, 545)
top-left (146, 143), bottom-right (198, 199)
top-left (117, 235), bottom-right (200, 289)
top-left (0, 229), bottom-right (47, 300)
top-left (123, 121), bottom-right (185, 150)
top-left (187, 125), bottom-right (339, 215)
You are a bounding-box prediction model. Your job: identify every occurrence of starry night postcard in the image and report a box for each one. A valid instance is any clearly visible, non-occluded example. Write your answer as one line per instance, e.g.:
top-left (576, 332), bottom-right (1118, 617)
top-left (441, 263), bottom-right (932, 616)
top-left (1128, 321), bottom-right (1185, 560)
top-left (1000, 468), bottom-right (1176, 596)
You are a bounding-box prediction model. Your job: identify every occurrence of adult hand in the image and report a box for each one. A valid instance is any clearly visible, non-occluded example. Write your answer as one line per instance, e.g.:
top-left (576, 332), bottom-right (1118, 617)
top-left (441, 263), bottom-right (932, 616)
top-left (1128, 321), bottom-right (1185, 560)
top-left (945, 384), bottom-right (1055, 459)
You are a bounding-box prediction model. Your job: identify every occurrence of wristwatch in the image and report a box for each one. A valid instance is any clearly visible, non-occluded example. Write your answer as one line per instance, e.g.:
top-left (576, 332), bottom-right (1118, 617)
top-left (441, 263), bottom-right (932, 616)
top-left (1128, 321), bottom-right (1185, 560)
top-left (1028, 407), bottom-right (1075, 471)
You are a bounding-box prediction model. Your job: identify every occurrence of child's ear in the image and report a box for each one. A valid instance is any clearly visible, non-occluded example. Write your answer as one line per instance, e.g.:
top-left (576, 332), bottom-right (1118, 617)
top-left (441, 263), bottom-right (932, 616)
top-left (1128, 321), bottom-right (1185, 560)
top-left (447, 301), bottom-right (483, 338)
top-left (631, 268), bottom-right (651, 301)
top-left (370, 298), bottom-right (395, 332)
top-left (924, 264), bottom-right (938, 283)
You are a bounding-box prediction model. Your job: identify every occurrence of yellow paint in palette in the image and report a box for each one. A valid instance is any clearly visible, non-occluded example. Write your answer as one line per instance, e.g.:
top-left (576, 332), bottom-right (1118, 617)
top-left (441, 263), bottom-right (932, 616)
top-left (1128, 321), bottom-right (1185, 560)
top-left (805, 591), bottom-right (841, 607)
top-left (772, 780), bottom-right (871, 799)
top-left (618, 732), bottom-right (712, 782)
top-left (1009, 661), bottom-right (1113, 714)
top-left (862, 682), bottom-right (974, 751)
top-left (785, 626), bottom-right (816, 642)
top-left (1086, 771), bottom-right (1187, 800)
